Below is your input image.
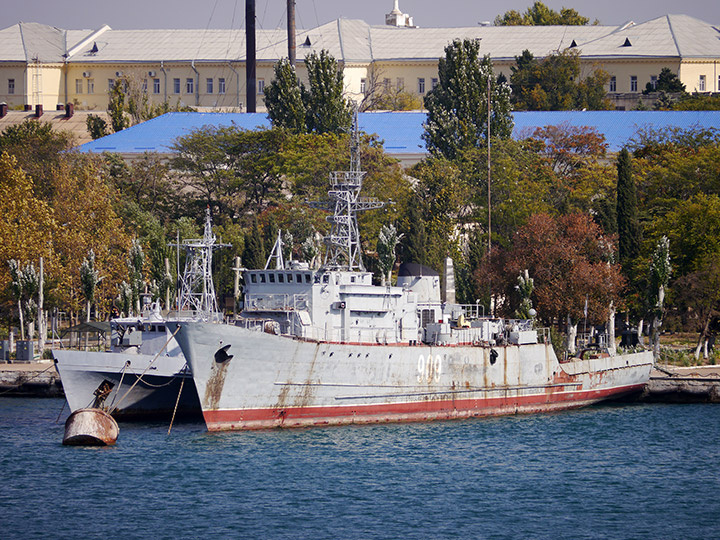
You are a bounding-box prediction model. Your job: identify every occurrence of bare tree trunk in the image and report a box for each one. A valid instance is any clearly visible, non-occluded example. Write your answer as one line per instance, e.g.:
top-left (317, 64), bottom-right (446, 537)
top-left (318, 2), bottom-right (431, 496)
top-left (695, 313), bottom-right (713, 360)
top-left (85, 300), bottom-right (91, 351)
top-left (38, 257), bottom-right (45, 354)
top-left (18, 299), bottom-right (25, 341)
top-left (566, 314), bottom-right (578, 356)
top-left (165, 257), bottom-right (172, 310)
top-left (651, 284), bottom-right (666, 361)
top-left (608, 301), bottom-right (616, 355)
top-left (637, 319), bottom-right (644, 347)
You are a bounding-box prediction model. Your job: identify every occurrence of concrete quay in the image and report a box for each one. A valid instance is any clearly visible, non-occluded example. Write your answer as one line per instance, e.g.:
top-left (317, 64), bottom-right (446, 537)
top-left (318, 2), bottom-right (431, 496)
top-left (0, 361), bottom-right (64, 397)
top-left (639, 365), bottom-right (720, 403)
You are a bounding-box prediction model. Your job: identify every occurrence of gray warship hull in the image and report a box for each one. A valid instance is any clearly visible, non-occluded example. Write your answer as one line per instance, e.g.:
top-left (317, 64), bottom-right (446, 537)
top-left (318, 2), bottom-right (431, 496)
top-left (172, 321), bottom-right (653, 431)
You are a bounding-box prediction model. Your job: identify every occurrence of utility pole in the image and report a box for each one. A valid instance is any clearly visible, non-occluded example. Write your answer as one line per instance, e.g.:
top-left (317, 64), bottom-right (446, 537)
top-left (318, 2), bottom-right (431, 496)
top-left (287, 0), bottom-right (296, 67)
top-left (246, 0), bottom-right (256, 112)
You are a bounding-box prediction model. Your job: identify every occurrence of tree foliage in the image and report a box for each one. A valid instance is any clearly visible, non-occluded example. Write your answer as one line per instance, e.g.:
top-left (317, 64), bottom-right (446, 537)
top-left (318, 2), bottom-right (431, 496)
top-left (264, 50), bottom-right (352, 134)
top-left (304, 50), bottom-right (353, 134)
top-left (108, 80), bottom-right (130, 133)
top-left (643, 67), bottom-right (686, 95)
top-left (616, 148), bottom-right (641, 266)
top-left (510, 49), bottom-right (610, 111)
top-left (495, 2), bottom-right (593, 26)
top-left (264, 58), bottom-right (306, 132)
top-left (423, 39), bottom-right (513, 160)
top-left (479, 212), bottom-right (624, 325)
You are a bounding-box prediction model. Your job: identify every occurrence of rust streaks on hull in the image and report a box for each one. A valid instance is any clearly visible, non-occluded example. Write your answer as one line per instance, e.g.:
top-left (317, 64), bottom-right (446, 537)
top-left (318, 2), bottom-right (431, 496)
top-left (203, 382), bottom-right (647, 431)
top-left (204, 357), bottom-right (230, 411)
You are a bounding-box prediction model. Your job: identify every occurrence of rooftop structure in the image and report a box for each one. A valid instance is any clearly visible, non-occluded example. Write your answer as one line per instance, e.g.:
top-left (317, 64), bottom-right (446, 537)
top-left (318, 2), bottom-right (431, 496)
top-left (75, 110), bottom-right (720, 167)
top-left (1, 12), bottom-right (718, 112)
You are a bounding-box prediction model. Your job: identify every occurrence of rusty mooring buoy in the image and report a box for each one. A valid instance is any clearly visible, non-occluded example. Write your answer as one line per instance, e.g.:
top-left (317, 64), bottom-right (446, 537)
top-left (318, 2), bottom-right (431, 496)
top-left (63, 408), bottom-right (119, 446)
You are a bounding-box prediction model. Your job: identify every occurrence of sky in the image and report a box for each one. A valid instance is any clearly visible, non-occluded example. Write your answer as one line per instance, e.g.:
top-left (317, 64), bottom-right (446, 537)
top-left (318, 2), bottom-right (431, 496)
top-left (5, 0), bottom-right (720, 30)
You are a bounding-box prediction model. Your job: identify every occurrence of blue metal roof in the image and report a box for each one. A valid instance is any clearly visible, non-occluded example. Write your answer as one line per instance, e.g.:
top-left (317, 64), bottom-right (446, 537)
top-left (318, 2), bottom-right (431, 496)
top-left (77, 110), bottom-right (720, 156)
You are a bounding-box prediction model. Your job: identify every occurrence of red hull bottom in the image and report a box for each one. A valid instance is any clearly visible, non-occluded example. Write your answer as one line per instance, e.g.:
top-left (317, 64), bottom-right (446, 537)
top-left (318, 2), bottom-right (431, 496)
top-left (202, 384), bottom-right (646, 431)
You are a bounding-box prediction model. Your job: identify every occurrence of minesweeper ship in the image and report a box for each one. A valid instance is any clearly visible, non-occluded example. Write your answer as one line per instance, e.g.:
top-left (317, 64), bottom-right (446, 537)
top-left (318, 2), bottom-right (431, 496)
top-left (54, 210), bottom-right (225, 419)
top-left (169, 120), bottom-right (653, 431)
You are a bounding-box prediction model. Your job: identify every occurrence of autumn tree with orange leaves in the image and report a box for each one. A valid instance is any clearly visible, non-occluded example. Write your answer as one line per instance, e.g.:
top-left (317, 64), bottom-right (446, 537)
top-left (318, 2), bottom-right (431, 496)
top-left (477, 212), bottom-right (624, 354)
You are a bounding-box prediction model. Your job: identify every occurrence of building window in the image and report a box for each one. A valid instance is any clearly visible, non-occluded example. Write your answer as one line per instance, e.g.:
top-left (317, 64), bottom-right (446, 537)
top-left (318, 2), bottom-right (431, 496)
top-left (383, 78), bottom-right (391, 91)
top-left (396, 77), bottom-right (404, 90)
top-left (108, 78), bottom-right (115, 91)
top-left (186, 78), bottom-right (194, 94)
top-left (87, 79), bottom-right (94, 94)
top-left (609, 76), bottom-right (616, 92)
top-left (206, 78), bottom-right (213, 94)
top-left (75, 79), bottom-right (83, 94)
top-left (360, 78), bottom-right (366, 94)
top-left (431, 77), bottom-right (438, 90)
top-left (418, 77), bottom-right (425, 94)
top-left (650, 75), bottom-right (657, 90)
top-left (218, 78), bottom-right (226, 94)
top-left (630, 76), bottom-right (637, 92)
top-left (173, 78), bottom-right (180, 94)
top-left (8, 78), bottom-right (14, 94)
top-left (257, 78), bottom-right (265, 94)
top-left (142, 79), bottom-right (148, 93)
top-left (699, 75), bottom-right (706, 92)
top-left (153, 78), bottom-right (160, 94)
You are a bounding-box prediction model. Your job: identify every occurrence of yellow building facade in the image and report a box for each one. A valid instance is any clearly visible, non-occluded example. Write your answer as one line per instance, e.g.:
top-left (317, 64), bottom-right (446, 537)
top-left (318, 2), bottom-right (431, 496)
top-left (1, 12), bottom-right (719, 113)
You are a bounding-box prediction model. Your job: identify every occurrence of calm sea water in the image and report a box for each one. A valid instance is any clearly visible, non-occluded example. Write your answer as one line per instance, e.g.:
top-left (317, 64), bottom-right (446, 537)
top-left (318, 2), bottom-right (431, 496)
top-left (0, 398), bottom-right (718, 540)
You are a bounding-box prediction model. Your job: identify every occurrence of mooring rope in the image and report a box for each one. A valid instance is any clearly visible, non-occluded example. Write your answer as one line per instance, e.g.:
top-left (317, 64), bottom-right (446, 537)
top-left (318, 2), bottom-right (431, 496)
top-left (128, 370), bottom-right (182, 388)
top-left (167, 371), bottom-right (186, 435)
top-left (109, 325), bottom-right (181, 415)
top-left (55, 398), bottom-right (66, 424)
top-left (107, 360), bottom-right (131, 411)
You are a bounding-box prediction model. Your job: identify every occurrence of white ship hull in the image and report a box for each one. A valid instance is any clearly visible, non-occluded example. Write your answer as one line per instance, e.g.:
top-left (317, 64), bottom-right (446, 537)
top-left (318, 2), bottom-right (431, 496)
top-left (53, 350), bottom-right (200, 420)
top-left (172, 322), bottom-right (653, 431)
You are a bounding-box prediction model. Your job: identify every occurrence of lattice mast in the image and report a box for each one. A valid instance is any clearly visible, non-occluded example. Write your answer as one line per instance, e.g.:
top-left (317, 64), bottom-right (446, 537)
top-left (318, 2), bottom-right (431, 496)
top-left (312, 110), bottom-right (385, 271)
top-left (172, 208), bottom-right (229, 316)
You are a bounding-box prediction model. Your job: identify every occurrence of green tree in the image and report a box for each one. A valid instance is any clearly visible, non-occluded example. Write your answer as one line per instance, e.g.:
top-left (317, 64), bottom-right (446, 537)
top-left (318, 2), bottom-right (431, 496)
top-left (643, 67), bottom-right (686, 94)
top-left (423, 39), bottom-right (513, 160)
top-left (0, 120), bottom-right (74, 198)
top-left (495, 2), bottom-right (593, 26)
top-left (264, 58), bottom-right (306, 132)
top-left (86, 114), bottom-right (109, 140)
top-left (616, 148), bottom-right (641, 267)
top-left (510, 49), bottom-right (610, 111)
top-left (673, 94), bottom-right (720, 111)
top-left (243, 218), bottom-right (266, 270)
top-left (108, 80), bottom-right (130, 133)
top-left (303, 50), bottom-right (353, 134)
top-left (400, 196), bottom-right (429, 267)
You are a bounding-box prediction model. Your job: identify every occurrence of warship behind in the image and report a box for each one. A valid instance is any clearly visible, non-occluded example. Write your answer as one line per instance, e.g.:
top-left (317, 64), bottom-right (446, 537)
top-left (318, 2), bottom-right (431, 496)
top-left (170, 118), bottom-right (654, 431)
top-left (53, 210), bottom-right (225, 419)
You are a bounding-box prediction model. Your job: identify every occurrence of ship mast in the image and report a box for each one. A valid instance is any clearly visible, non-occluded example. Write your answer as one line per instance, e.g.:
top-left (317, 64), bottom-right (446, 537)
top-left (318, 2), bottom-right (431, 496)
top-left (310, 110), bottom-right (385, 271)
top-left (172, 208), bottom-right (229, 318)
